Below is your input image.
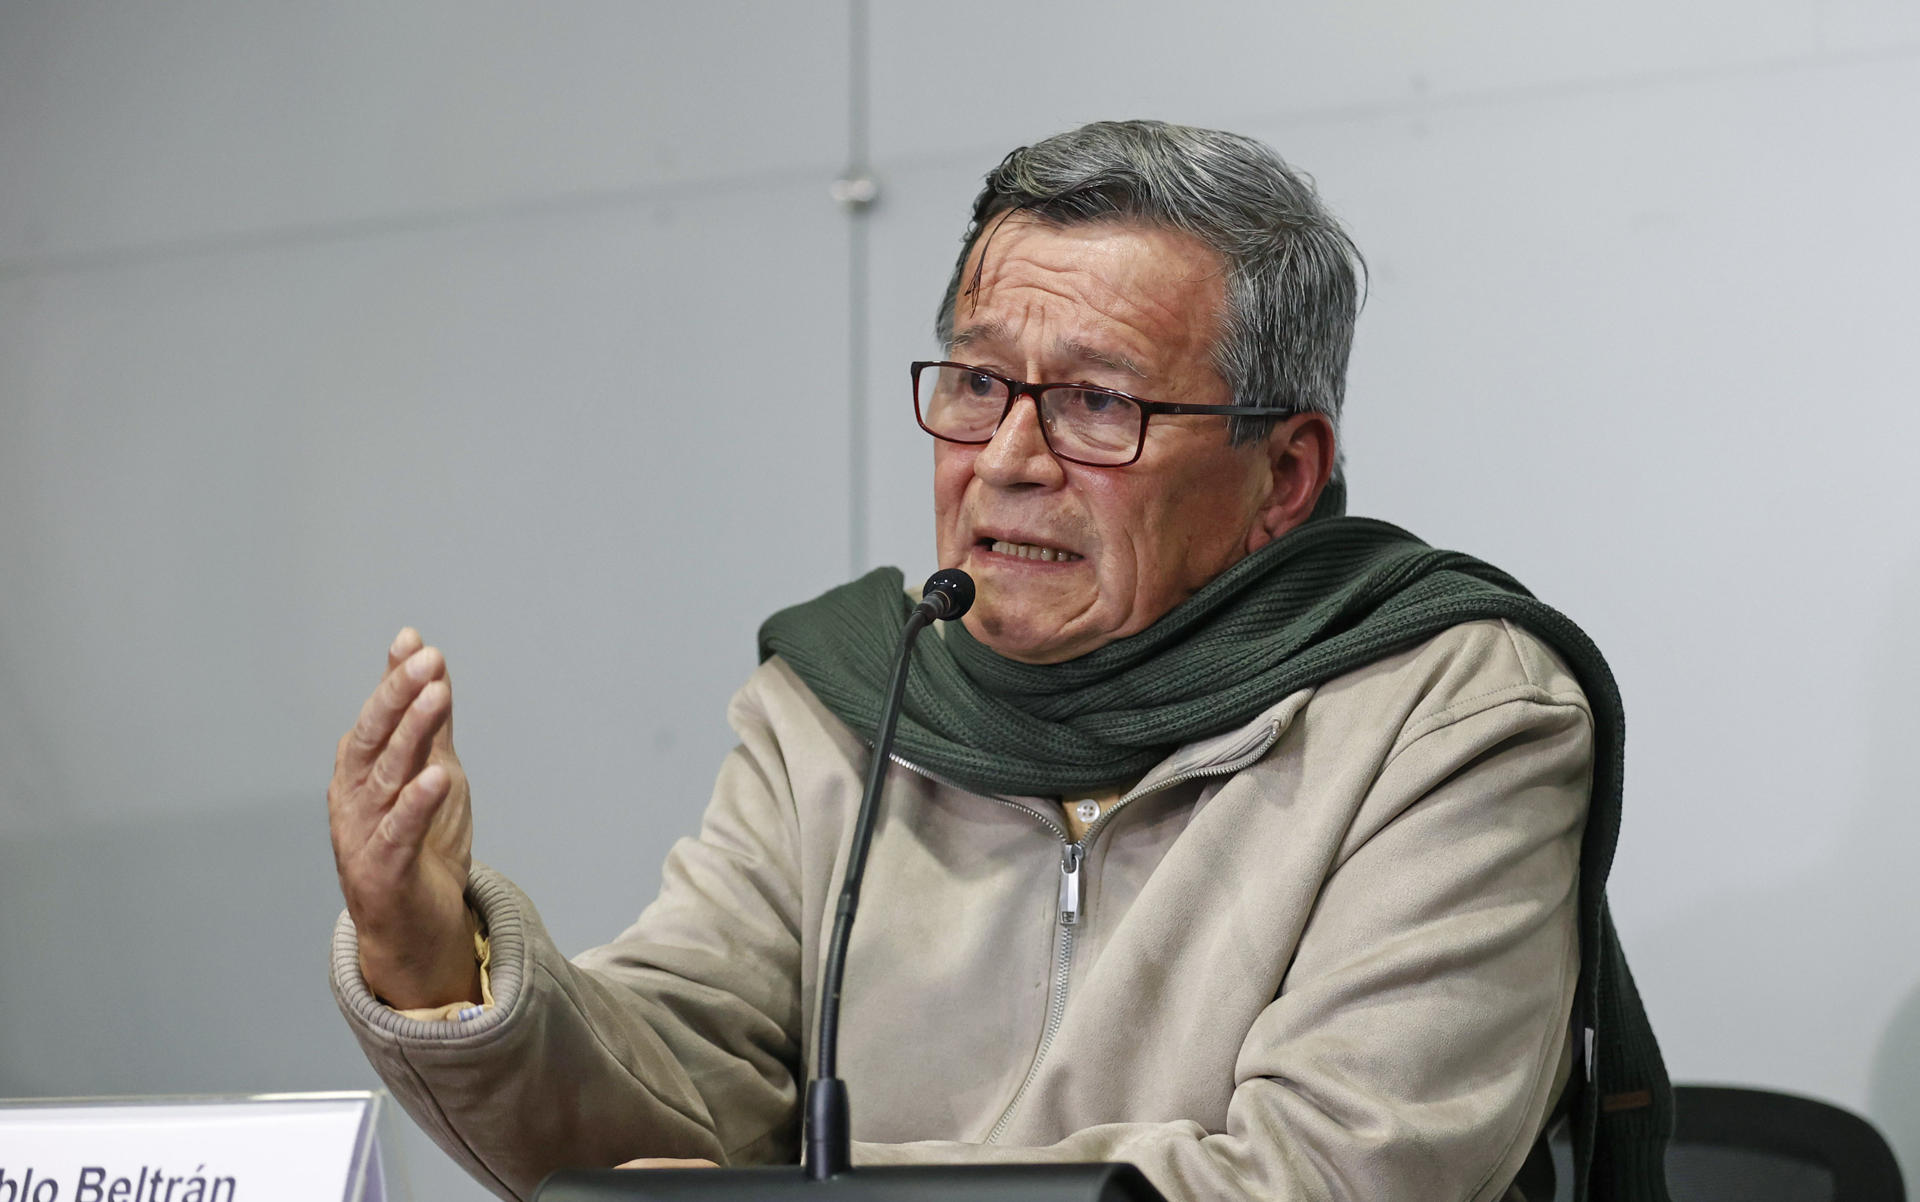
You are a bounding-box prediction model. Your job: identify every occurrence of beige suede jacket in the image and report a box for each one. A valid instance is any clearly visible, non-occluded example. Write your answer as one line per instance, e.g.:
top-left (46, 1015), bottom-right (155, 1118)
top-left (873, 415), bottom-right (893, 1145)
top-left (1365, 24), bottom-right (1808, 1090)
top-left (331, 618), bottom-right (1590, 1202)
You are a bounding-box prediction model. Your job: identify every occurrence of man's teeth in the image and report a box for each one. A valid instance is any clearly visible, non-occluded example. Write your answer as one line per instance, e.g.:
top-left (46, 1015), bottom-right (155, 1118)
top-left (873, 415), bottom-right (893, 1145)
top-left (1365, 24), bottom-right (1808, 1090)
top-left (990, 540), bottom-right (1083, 563)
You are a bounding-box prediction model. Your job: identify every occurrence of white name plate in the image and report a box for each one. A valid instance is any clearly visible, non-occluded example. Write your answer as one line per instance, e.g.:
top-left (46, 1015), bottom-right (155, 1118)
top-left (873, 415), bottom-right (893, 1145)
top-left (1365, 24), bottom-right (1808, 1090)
top-left (0, 1092), bottom-right (383, 1202)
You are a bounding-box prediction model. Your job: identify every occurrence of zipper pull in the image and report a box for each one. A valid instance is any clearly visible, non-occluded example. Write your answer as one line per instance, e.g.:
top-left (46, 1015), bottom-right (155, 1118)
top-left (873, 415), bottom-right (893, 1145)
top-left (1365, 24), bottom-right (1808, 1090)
top-left (1058, 844), bottom-right (1084, 926)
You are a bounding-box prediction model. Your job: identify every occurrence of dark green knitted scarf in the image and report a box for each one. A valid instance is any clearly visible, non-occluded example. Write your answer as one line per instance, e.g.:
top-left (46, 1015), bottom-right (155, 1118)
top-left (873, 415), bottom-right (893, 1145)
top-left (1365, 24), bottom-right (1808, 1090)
top-left (759, 515), bottom-right (1672, 1202)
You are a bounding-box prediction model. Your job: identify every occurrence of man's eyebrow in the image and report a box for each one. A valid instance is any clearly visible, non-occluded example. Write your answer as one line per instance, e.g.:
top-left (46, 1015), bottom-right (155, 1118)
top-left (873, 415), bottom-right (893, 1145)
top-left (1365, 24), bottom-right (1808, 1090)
top-left (1060, 339), bottom-right (1147, 380)
top-left (946, 323), bottom-right (998, 353)
top-left (948, 322), bottom-right (1149, 380)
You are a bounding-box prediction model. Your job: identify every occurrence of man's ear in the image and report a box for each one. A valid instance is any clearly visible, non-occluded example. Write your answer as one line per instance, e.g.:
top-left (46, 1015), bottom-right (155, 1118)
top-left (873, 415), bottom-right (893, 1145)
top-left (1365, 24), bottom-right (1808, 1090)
top-left (1246, 412), bottom-right (1336, 554)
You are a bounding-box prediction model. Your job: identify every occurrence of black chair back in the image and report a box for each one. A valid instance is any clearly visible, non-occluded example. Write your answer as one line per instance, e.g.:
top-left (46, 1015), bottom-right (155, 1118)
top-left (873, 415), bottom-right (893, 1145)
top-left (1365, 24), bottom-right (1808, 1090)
top-left (1663, 1085), bottom-right (1905, 1202)
top-left (1541, 1084), bottom-right (1904, 1201)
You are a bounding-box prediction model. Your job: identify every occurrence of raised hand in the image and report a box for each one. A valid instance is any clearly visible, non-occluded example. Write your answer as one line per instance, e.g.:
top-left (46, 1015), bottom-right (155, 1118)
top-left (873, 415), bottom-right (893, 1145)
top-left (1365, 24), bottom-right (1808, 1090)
top-left (329, 628), bottom-right (481, 1009)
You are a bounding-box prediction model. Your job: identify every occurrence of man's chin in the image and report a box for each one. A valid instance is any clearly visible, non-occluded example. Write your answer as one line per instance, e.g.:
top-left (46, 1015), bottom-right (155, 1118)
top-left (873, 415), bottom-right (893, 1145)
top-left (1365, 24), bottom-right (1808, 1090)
top-left (961, 607), bottom-right (1091, 665)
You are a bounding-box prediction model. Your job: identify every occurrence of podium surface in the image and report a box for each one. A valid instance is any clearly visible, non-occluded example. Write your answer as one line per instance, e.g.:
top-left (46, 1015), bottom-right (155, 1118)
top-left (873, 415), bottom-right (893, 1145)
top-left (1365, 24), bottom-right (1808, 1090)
top-left (536, 1162), bottom-right (1167, 1202)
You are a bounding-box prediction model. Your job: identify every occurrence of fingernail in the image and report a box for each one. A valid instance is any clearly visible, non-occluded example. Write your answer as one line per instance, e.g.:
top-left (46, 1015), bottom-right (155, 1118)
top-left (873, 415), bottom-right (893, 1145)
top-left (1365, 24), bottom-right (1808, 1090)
top-left (406, 650), bottom-right (435, 682)
top-left (390, 629), bottom-right (410, 657)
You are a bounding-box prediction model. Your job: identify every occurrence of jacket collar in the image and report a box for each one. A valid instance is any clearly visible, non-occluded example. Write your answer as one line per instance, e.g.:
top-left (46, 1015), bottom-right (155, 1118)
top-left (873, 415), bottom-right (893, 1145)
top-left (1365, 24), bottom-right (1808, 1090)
top-left (1119, 684), bottom-right (1317, 804)
top-left (893, 684), bottom-right (1316, 807)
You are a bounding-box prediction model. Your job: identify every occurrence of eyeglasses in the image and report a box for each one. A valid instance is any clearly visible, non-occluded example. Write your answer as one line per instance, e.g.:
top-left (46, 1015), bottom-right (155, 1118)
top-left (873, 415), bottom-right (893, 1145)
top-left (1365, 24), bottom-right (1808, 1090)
top-left (911, 361), bottom-right (1282, 468)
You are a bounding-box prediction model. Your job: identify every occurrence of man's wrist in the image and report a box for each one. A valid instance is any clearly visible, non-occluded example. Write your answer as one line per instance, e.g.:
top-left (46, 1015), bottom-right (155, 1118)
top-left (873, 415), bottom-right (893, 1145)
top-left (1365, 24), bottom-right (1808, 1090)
top-left (358, 908), bottom-right (486, 1010)
top-left (388, 921), bottom-right (494, 1021)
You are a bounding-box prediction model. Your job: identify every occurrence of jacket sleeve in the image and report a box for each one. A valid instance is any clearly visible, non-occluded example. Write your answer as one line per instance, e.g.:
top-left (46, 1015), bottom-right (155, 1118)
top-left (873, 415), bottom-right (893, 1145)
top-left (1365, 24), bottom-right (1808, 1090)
top-left (330, 677), bottom-right (809, 1201)
top-left (852, 681), bottom-right (1591, 1202)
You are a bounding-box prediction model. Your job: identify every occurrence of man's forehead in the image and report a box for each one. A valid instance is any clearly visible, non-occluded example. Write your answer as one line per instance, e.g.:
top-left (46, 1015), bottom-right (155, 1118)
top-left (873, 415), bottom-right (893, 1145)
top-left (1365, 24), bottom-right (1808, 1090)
top-left (948, 321), bottom-right (1149, 380)
top-left (961, 217), bottom-right (1220, 297)
top-left (945, 218), bottom-right (1227, 379)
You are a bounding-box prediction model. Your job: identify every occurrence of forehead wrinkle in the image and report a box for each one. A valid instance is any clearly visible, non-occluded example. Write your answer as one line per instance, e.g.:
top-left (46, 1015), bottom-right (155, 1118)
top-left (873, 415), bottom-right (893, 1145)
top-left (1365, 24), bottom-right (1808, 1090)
top-left (1006, 258), bottom-right (1181, 341)
top-left (952, 277), bottom-right (1171, 378)
top-left (1010, 223), bottom-right (1227, 358)
top-left (953, 222), bottom-right (1227, 396)
top-left (950, 321), bottom-right (1147, 380)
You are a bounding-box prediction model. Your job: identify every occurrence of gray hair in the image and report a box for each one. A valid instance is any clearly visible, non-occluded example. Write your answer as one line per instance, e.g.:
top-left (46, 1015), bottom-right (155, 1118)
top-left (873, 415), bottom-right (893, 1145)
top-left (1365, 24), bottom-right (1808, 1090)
top-left (936, 120), bottom-right (1363, 474)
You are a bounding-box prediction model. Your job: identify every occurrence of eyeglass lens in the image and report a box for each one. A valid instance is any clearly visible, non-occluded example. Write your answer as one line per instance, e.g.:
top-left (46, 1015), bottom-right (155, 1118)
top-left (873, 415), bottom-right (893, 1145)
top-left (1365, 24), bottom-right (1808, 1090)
top-left (917, 364), bottom-right (1142, 465)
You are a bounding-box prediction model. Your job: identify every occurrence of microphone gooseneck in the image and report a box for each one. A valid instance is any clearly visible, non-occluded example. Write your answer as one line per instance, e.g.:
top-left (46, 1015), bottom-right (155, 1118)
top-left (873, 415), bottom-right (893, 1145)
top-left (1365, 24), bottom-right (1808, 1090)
top-left (805, 568), bottom-right (974, 1181)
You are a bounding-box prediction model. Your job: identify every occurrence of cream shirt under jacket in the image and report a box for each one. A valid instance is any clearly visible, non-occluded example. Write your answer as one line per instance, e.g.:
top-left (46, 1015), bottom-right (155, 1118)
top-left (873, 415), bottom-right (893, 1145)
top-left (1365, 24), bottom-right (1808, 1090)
top-left (331, 618), bottom-right (1590, 1202)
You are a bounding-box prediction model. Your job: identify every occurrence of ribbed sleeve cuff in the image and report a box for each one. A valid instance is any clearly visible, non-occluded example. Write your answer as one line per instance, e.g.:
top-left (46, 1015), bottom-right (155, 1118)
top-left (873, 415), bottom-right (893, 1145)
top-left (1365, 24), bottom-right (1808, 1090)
top-left (329, 862), bottom-right (528, 1043)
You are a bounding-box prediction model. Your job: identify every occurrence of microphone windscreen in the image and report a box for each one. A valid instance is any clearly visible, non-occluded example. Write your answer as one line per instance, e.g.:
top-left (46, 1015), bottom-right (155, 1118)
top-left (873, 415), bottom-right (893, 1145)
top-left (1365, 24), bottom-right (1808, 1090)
top-left (921, 568), bottom-right (976, 621)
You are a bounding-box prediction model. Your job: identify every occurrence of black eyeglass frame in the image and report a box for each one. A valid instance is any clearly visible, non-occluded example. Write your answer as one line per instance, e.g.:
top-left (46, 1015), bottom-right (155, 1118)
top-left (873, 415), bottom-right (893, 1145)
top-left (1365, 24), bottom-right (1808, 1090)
top-left (911, 360), bottom-right (1286, 468)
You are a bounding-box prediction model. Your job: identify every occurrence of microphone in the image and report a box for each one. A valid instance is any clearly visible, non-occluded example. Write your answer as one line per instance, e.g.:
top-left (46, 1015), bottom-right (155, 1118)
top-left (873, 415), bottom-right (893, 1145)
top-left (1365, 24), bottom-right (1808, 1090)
top-left (806, 569), bottom-right (974, 1180)
top-left (915, 568), bottom-right (976, 623)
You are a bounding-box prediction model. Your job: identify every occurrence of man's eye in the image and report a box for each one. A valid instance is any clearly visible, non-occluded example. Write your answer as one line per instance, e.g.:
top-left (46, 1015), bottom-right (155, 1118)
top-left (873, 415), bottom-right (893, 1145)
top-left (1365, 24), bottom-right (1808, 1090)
top-left (1063, 388), bottom-right (1123, 415)
top-left (965, 373), bottom-right (997, 398)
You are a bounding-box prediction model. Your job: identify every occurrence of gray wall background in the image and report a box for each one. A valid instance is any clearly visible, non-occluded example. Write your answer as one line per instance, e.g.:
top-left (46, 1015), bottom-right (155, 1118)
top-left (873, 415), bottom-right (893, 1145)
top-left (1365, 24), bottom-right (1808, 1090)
top-left (2, 3), bottom-right (1916, 1198)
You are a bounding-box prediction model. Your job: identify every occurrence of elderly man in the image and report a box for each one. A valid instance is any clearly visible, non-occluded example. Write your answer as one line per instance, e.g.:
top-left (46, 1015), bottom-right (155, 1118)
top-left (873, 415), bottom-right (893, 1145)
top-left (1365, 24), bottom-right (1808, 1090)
top-left (329, 121), bottom-right (1670, 1201)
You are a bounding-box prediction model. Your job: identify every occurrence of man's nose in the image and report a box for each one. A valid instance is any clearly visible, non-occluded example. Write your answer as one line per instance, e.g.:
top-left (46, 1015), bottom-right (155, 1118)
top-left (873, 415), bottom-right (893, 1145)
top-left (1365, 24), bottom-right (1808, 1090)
top-left (972, 394), bottom-right (1065, 487)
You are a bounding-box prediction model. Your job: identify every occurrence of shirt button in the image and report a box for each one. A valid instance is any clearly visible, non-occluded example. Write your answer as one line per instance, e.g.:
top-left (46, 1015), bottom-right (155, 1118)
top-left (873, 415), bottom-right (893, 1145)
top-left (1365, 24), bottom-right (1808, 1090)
top-left (1075, 800), bottom-right (1101, 824)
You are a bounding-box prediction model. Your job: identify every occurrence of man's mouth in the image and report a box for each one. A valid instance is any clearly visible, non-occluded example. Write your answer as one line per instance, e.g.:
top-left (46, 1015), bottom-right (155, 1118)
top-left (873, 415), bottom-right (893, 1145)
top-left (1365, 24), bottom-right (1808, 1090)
top-left (979, 537), bottom-right (1084, 563)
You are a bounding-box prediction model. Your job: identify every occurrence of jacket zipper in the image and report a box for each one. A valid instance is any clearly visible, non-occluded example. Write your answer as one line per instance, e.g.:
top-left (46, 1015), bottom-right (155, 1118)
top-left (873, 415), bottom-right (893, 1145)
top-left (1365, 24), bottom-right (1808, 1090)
top-left (1058, 843), bottom-right (1083, 925)
top-left (891, 728), bottom-right (1284, 1143)
top-left (985, 851), bottom-right (1076, 1144)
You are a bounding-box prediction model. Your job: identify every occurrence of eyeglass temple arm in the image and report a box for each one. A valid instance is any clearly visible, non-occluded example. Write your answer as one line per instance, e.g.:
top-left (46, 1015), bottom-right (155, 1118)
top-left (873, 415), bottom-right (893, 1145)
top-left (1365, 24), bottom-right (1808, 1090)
top-left (1144, 401), bottom-right (1292, 417)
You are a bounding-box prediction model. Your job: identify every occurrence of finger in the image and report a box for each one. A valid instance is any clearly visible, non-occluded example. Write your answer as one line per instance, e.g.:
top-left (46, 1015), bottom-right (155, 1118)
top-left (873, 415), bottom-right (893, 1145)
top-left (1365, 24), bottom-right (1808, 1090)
top-left (429, 663), bottom-right (456, 749)
top-left (387, 627), bottom-right (423, 675)
top-left (367, 679), bottom-right (451, 800)
top-left (373, 762), bottom-right (451, 863)
top-left (344, 646), bottom-right (446, 766)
